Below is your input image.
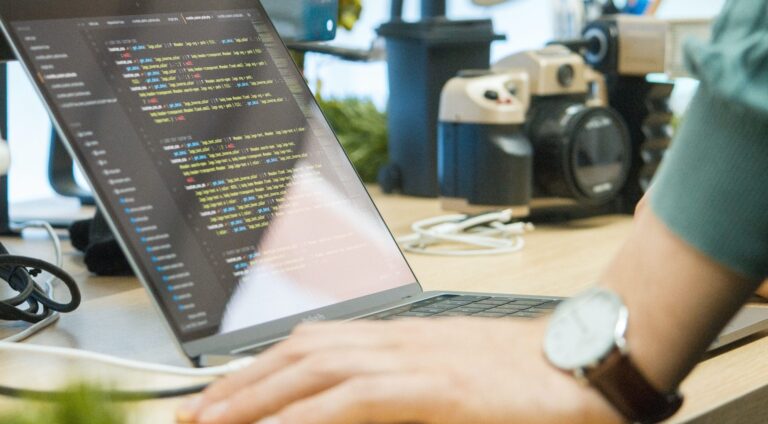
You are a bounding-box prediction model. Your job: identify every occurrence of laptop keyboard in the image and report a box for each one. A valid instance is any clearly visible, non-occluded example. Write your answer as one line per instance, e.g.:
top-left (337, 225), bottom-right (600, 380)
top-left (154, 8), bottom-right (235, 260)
top-left (364, 295), bottom-right (561, 321)
top-left (235, 295), bottom-right (560, 356)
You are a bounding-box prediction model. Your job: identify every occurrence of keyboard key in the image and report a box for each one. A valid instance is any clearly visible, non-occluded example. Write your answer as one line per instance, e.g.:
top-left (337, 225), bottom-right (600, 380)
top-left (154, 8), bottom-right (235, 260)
top-left (411, 307), bottom-right (447, 314)
top-left (487, 304), bottom-right (531, 312)
top-left (525, 308), bottom-right (554, 315)
top-left (509, 300), bottom-right (547, 306)
top-left (475, 299), bottom-right (512, 306)
top-left (412, 297), bottom-right (447, 307)
top-left (452, 295), bottom-right (490, 302)
top-left (512, 311), bottom-right (543, 318)
top-left (474, 312), bottom-right (508, 318)
top-left (396, 312), bottom-right (435, 317)
top-left (455, 306), bottom-right (493, 313)
top-left (434, 311), bottom-right (467, 317)
top-left (482, 310), bottom-right (515, 317)
top-left (424, 295), bottom-right (453, 303)
top-left (431, 300), bottom-right (474, 307)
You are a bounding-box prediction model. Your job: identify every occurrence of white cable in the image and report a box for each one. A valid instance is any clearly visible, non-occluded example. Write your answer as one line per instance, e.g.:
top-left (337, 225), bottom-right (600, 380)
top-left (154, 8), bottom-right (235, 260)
top-left (397, 210), bottom-right (534, 256)
top-left (0, 340), bottom-right (256, 377)
top-left (1, 221), bottom-right (64, 343)
top-left (0, 221), bottom-right (255, 377)
top-left (21, 221), bottom-right (65, 269)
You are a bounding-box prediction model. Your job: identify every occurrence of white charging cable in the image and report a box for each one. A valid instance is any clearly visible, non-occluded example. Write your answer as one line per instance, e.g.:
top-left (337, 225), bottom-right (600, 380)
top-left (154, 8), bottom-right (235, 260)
top-left (0, 341), bottom-right (255, 377)
top-left (397, 210), bottom-right (534, 256)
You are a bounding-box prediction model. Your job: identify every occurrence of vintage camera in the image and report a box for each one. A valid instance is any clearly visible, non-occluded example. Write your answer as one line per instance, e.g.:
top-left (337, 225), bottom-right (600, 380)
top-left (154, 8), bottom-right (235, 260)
top-left (557, 15), bottom-right (681, 210)
top-left (438, 46), bottom-right (632, 218)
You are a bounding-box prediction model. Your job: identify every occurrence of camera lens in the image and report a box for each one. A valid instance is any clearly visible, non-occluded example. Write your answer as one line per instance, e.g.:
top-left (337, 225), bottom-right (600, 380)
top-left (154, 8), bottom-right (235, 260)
top-left (571, 109), bottom-right (629, 199)
top-left (529, 101), bottom-right (631, 205)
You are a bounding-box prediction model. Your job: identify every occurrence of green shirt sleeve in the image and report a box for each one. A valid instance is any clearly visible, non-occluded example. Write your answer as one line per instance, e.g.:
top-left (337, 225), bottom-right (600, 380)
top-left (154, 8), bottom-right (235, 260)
top-left (650, 0), bottom-right (768, 280)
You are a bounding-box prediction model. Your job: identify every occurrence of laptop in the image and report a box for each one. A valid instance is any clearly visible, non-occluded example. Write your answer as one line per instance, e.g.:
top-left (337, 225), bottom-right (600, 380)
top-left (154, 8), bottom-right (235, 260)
top-left (1, 0), bottom-right (765, 366)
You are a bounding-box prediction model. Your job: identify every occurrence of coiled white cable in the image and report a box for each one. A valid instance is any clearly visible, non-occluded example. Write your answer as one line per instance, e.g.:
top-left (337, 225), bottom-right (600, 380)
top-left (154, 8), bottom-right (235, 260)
top-left (397, 210), bottom-right (534, 256)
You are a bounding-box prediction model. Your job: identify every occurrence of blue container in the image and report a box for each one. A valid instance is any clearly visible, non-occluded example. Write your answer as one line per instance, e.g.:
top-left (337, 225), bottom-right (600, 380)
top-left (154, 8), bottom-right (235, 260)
top-left (378, 19), bottom-right (504, 197)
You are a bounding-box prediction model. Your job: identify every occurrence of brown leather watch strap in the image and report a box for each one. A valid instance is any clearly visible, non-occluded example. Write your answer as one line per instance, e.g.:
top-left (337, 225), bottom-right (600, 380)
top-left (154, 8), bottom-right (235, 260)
top-left (586, 349), bottom-right (684, 424)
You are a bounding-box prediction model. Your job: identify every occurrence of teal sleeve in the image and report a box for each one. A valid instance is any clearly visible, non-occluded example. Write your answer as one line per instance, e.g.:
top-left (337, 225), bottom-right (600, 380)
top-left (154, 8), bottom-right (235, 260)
top-left (684, 0), bottom-right (768, 115)
top-left (651, 87), bottom-right (768, 280)
top-left (650, 0), bottom-right (768, 280)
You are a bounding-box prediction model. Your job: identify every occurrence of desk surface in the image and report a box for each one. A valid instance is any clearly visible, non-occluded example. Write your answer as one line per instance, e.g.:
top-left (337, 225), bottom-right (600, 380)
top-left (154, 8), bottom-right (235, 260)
top-left (1, 188), bottom-right (766, 423)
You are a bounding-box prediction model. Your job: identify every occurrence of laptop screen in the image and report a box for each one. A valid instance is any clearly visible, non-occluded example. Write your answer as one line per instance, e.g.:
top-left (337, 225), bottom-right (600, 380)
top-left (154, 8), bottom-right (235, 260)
top-left (1, 1), bottom-right (416, 343)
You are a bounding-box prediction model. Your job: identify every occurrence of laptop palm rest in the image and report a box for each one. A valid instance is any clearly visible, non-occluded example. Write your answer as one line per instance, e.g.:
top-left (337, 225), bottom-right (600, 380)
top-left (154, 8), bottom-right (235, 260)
top-left (709, 305), bottom-right (768, 351)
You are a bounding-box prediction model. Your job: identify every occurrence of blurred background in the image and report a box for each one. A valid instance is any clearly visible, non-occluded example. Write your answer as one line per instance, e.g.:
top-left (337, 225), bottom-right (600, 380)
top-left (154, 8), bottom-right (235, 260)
top-left (5, 0), bottom-right (726, 205)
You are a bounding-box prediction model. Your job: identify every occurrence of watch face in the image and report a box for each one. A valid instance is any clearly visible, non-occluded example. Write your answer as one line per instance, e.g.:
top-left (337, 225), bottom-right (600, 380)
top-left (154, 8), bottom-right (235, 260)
top-left (544, 288), bottom-right (627, 371)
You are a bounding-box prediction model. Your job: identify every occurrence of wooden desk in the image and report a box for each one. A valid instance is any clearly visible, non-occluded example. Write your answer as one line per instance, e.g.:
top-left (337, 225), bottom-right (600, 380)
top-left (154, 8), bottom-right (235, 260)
top-left (1, 188), bottom-right (766, 423)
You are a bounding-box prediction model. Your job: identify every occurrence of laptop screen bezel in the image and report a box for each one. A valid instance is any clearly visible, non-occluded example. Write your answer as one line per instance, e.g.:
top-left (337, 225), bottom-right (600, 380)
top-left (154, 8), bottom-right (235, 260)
top-left (0, 0), bottom-right (423, 361)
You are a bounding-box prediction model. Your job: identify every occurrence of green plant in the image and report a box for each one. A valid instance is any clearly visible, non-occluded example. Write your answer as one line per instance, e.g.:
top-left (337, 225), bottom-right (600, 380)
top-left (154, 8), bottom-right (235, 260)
top-left (0, 385), bottom-right (125, 424)
top-left (317, 97), bottom-right (389, 183)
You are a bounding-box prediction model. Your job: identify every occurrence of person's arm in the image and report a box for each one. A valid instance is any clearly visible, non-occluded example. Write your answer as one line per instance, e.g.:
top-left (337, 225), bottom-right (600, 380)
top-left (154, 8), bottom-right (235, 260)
top-left (615, 0), bottom-right (768, 393)
top-left (637, 195), bottom-right (768, 301)
top-left (174, 205), bottom-right (760, 424)
top-left (603, 206), bottom-right (759, 393)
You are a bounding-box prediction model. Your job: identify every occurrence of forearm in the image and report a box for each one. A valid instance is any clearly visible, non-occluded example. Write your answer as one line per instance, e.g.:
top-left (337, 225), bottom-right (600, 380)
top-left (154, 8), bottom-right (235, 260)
top-left (757, 282), bottom-right (768, 300)
top-left (600, 207), bottom-right (762, 393)
top-left (618, 17), bottom-right (768, 390)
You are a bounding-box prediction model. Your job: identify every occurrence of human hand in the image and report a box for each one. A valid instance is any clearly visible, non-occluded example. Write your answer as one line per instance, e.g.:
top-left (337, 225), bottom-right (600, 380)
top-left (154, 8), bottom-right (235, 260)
top-left (176, 318), bottom-right (622, 424)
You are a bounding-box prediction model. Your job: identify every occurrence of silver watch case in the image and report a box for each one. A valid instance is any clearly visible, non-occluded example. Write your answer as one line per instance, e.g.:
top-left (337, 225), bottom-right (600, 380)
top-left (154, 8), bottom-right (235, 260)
top-left (543, 287), bottom-right (629, 379)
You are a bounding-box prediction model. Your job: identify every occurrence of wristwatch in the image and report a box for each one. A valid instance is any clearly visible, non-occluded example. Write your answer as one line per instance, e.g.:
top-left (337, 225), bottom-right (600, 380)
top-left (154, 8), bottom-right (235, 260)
top-left (543, 287), bottom-right (683, 424)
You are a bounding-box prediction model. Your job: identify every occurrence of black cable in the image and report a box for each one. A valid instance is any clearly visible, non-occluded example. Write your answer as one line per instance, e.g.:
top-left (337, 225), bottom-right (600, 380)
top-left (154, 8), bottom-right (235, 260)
top-left (0, 382), bottom-right (209, 401)
top-left (0, 254), bottom-right (81, 323)
top-left (0, 241), bottom-right (205, 401)
top-left (0, 241), bottom-right (202, 401)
